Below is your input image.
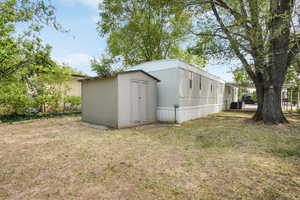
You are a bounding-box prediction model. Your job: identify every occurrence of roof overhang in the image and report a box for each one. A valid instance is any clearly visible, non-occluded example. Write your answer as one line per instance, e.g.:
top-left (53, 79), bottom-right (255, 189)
top-left (79, 70), bottom-right (160, 82)
top-left (72, 74), bottom-right (88, 78)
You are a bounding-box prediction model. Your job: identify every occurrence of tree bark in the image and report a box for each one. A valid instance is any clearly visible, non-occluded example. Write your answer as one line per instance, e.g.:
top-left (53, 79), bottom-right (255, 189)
top-left (253, 82), bottom-right (288, 124)
top-left (204, 1), bottom-right (294, 124)
top-left (252, 82), bottom-right (264, 121)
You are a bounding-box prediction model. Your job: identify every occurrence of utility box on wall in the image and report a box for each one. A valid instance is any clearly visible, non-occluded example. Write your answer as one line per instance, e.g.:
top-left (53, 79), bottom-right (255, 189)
top-left (80, 70), bottom-right (159, 128)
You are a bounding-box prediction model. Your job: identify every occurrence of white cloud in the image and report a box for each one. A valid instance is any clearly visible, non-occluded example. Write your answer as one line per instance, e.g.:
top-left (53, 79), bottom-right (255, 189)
top-left (54, 53), bottom-right (96, 75)
top-left (58, 53), bottom-right (92, 66)
top-left (60, 0), bottom-right (100, 8)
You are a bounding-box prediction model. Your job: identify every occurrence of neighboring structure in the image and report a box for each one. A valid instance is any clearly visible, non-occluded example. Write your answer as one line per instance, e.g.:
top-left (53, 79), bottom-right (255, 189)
top-left (224, 84), bottom-right (239, 109)
top-left (80, 70), bottom-right (159, 128)
top-left (66, 74), bottom-right (87, 97)
top-left (129, 59), bottom-right (238, 123)
top-left (227, 82), bottom-right (300, 111)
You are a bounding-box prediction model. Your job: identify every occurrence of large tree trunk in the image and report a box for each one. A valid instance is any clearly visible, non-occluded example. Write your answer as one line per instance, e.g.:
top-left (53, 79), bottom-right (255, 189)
top-left (253, 82), bottom-right (288, 124)
top-left (252, 82), bottom-right (264, 121)
top-left (208, 0), bottom-right (293, 124)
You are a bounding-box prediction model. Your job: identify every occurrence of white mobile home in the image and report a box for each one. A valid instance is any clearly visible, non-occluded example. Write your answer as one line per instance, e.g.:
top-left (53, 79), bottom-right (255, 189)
top-left (80, 70), bottom-right (159, 128)
top-left (129, 59), bottom-right (238, 123)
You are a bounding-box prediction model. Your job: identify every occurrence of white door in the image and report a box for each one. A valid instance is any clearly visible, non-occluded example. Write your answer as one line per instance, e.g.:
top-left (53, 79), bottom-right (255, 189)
top-left (139, 81), bottom-right (148, 123)
top-left (130, 80), bottom-right (148, 125)
top-left (131, 81), bottom-right (140, 124)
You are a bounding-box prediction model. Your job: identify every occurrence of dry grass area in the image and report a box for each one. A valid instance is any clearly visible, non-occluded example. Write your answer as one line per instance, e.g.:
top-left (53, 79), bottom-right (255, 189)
top-left (0, 112), bottom-right (300, 200)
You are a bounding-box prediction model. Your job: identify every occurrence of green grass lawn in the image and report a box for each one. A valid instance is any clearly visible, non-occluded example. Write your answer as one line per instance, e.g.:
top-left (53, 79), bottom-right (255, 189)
top-left (0, 112), bottom-right (299, 200)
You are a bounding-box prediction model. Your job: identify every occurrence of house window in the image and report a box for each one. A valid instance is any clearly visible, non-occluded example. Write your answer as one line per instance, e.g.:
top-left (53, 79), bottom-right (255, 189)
top-left (199, 75), bottom-right (202, 90)
top-left (211, 83), bottom-right (213, 92)
top-left (189, 72), bottom-right (193, 89)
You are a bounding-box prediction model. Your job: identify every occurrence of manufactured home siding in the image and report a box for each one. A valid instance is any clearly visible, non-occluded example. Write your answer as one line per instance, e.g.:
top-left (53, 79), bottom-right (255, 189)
top-left (145, 68), bottom-right (179, 122)
top-left (178, 68), bottom-right (225, 106)
top-left (81, 79), bottom-right (118, 127)
top-left (148, 68), bottom-right (179, 107)
top-left (117, 72), bottom-right (157, 128)
top-left (175, 67), bottom-right (226, 122)
top-left (127, 59), bottom-right (238, 123)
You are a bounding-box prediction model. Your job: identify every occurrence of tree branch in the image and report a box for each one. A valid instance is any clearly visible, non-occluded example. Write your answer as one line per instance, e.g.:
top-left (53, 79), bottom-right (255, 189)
top-left (211, 2), bottom-right (255, 79)
top-left (287, 35), bottom-right (300, 67)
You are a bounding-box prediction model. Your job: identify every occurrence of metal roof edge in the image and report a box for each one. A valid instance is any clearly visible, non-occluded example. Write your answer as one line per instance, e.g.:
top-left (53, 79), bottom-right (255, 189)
top-left (79, 70), bottom-right (160, 82)
top-left (175, 59), bottom-right (226, 83)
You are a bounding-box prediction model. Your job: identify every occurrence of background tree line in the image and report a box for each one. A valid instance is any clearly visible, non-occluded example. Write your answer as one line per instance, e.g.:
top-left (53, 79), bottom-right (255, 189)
top-left (0, 0), bottom-right (81, 118)
top-left (92, 0), bottom-right (207, 75)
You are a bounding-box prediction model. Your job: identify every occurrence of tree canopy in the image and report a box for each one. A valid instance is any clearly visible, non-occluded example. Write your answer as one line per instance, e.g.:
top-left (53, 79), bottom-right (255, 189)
top-left (185, 0), bottom-right (300, 123)
top-left (0, 0), bottom-right (60, 80)
top-left (0, 0), bottom-right (77, 116)
top-left (96, 0), bottom-right (206, 69)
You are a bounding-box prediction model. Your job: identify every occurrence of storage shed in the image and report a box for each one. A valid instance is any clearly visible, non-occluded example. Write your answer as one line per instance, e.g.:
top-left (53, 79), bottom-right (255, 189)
top-left (80, 70), bottom-right (159, 128)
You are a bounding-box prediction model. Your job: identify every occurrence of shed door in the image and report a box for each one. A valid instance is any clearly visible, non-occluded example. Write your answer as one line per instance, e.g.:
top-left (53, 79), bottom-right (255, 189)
top-left (139, 81), bottom-right (147, 123)
top-left (131, 80), bottom-right (148, 125)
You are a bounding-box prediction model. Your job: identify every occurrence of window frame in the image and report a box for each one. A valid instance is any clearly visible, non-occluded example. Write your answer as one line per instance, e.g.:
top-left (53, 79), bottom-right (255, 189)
top-left (199, 75), bottom-right (202, 90)
top-left (189, 71), bottom-right (193, 89)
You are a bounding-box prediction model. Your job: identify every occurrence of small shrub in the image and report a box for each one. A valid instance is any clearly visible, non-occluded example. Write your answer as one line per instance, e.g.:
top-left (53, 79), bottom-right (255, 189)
top-left (47, 94), bottom-right (63, 113)
top-left (297, 108), bottom-right (300, 114)
top-left (33, 93), bottom-right (63, 113)
top-left (0, 83), bottom-right (34, 115)
top-left (64, 96), bottom-right (81, 112)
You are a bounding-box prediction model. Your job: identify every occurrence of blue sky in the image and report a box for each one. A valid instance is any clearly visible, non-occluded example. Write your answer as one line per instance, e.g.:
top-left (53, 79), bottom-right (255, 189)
top-left (39, 0), bottom-right (235, 81)
top-left (39, 0), bottom-right (103, 75)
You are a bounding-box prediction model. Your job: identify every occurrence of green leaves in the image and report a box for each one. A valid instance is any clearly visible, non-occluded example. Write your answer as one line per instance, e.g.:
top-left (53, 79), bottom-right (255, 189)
top-left (0, 0), bottom-right (72, 116)
top-left (231, 67), bottom-right (252, 86)
top-left (0, 82), bottom-right (33, 115)
top-left (64, 96), bottom-right (82, 112)
top-left (171, 48), bottom-right (207, 67)
top-left (0, 0), bottom-right (62, 80)
top-left (0, 37), bottom-right (55, 80)
top-left (90, 55), bottom-right (116, 76)
top-left (0, 62), bottom-right (73, 116)
top-left (97, 0), bottom-right (197, 67)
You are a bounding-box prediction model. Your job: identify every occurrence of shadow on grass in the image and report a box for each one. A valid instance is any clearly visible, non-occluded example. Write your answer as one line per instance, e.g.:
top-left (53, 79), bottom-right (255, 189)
top-left (270, 144), bottom-right (300, 158)
top-left (211, 116), bottom-right (249, 120)
top-left (0, 112), bottom-right (81, 124)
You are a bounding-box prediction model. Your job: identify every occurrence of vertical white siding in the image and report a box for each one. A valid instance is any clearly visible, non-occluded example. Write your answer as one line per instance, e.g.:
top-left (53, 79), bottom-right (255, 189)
top-left (117, 72), bottom-right (158, 128)
top-left (128, 59), bottom-right (238, 123)
top-left (156, 68), bottom-right (237, 123)
top-left (81, 79), bottom-right (118, 127)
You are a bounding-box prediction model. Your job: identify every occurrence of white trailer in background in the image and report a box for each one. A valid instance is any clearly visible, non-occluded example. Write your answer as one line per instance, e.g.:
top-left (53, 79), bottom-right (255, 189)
top-left (129, 59), bottom-right (238, 123)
